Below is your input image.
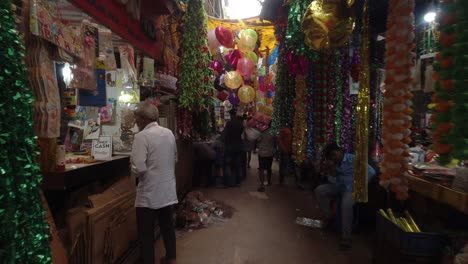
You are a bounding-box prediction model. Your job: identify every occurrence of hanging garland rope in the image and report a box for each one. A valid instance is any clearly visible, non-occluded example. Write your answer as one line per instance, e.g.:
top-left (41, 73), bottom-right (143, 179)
top-left (380, 0), bottom-right (415, 201)
top-left (314, 54), bottom-right (328, 149)
top-left (353, 0), bottom-right (372, 202)
top-left (178, 0), bottom-right (214, 137)
top-left (292, 74), bottom-right (308, 164)
top-left (326, 52), bottom-right (337, 143)
top-left (0, 1), bottom-right (51, 262)
top-left (341, 46), bottom-right (353, 152)
top-left (334, 48), bottom-right (345, 146)
top-left (430, 0), bottom-right (462, 164)
top-left (306, 64), bottom-right (316, 158)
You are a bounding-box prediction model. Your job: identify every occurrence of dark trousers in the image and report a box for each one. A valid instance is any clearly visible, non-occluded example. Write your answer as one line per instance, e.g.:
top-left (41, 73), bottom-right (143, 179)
top-left (279, 151), bottom-right (293, 184)
top-left (136, 206), bottom-right (176, 264)
top-left (193, 160), bottom-right (214, 186)
top-left (224, 151), bottom-right (242, 186)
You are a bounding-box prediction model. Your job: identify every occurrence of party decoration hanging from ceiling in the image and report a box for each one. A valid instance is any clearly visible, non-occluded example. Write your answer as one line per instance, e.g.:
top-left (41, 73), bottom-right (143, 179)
top-left (380, 0), bottom-right (415, 201)
top-left (353, 0), bottom-right (371, 202)
top-left (224, 71), bottom-right (243, 89)
top-left (430, 0), bottom-right (468, 164)
top-left (292, 74), bottom-right (309, 164)
top-left (178, 0), bottom-right (215, 137)
top-left (0, 1), bottom-right (52, 262)
top-left (238, 85), bottom-right (256, 104)
top-left (301, 0), bottom-right (355, 51)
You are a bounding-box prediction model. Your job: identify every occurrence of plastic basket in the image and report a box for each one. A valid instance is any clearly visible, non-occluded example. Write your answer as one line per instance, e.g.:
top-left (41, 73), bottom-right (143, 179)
top-left (375, 212), bottom-right (446, 257)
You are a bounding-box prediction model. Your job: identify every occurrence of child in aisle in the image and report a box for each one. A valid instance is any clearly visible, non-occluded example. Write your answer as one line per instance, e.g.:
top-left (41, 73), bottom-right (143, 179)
top-left (256, 122), bottom-right (276, 192)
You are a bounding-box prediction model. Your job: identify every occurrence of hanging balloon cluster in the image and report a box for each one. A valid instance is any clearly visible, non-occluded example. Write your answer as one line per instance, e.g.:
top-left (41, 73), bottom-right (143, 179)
top-left (208, 25), bottom-right (276, 110)
top-left (380, 0), bottom-right (415, 200)
top-left (431, 0), bottom-right (468, 164)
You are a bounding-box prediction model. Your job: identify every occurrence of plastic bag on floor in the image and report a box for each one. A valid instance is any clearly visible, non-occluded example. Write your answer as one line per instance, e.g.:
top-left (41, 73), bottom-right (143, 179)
top-left (295, 217), bottom-right (323, 228)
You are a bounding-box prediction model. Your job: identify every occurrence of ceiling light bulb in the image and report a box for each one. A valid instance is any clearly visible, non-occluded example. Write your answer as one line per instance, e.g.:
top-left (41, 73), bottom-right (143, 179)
top-left (424, 12), bottom-right (436, 23)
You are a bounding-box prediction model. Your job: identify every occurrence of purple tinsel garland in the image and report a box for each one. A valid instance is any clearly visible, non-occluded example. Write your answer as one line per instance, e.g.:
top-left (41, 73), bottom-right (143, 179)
top-left (341, 47), bottom-right (354, 152)
top-left (306, 62), bottom-right (315, 158)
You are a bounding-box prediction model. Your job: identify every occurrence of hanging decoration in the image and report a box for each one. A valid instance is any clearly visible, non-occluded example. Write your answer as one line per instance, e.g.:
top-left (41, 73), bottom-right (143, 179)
top-left (178, 0), bottom-right (214, 111)
top-left (380, 0), bottom-right (415, 201)
top-left (313, 54), bottom-right (328, 146)
top-left (341, 47), bottom-right (354, 152)
top-left (325, 52), bottom-right (337, 142)
top-left (334, 48), bottom-right (345, 145)
top-left (430, 0), bottom-right (468, 164)
top-left (238, 85), bottom-right (256, 104)
top-left (353, 0), bottom-right (371, 202)
top-left (301, 0), bottom-right (355, 51)
top-left (0, 1), bottom-right (52, 262)
top-left (306, 64), bottom-right (316, 158)
top-left (224, 71), bottom-right (243, 89)
top-left (292, 74), bottom-right (309, 164)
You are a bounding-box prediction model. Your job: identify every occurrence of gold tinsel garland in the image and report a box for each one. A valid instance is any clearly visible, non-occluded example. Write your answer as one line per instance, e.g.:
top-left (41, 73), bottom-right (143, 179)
top-left (292, 75), bottom-right (308, 164)
top-left (352, 0), bottom-right (370, 202)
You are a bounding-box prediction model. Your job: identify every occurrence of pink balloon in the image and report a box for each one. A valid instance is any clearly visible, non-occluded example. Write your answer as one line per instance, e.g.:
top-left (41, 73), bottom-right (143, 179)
top-left (208, 29), bottom-right (221, 51)
top-left (210, 60), bottom-right (223, 75)
top-left (237, 57), bottom-right (255, 77)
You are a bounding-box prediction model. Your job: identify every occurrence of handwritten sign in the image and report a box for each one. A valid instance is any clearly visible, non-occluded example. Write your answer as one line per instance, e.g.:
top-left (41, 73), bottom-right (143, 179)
top-left (92, 136), bottom-right (112, 160)
top-left (30, 0), bottom-right (83, 58)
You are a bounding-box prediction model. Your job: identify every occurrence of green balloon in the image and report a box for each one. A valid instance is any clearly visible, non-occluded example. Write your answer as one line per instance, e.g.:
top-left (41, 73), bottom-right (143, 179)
top-left (243, 51), bottom-right (258, 64)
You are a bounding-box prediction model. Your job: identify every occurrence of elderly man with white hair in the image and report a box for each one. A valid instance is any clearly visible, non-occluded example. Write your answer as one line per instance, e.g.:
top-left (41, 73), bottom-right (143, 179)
top-left (131, 101), bottom-right (178, 264)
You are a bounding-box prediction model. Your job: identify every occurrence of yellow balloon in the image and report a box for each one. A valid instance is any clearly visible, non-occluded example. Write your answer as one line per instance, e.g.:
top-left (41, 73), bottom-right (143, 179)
top-left (240, 29), bottom-right (258, 43)
top-left (238, 35), bottom-right (256, 53)
top-left (224, 71), bottom-right (243, 89)
top-left (238, 85), bottom-right (256, 104)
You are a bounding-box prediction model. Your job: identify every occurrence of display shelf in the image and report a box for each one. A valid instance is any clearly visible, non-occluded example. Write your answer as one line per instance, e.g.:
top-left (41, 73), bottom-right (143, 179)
top-left (407, 175), bottom-right (468, 215)
top-left (42, 156), bottom-right (130, 190)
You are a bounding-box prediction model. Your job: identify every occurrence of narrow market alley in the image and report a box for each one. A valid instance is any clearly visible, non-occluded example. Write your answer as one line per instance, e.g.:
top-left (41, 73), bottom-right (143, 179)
top-left (155, 155), bottom-right (374, 264)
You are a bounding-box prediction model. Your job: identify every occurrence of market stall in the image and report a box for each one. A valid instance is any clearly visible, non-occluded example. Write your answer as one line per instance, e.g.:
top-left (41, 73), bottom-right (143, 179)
top-left (5, 0), bottom-right (191, 262)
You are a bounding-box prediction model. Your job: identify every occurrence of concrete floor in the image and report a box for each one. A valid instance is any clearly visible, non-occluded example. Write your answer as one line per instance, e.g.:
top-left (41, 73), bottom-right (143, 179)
top-left (156, 156), bottom-right (373, 264)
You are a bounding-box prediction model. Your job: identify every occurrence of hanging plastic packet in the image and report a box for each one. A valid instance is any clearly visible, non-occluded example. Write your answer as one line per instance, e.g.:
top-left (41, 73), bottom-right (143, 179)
top-left (119, 45), bottom-right (137, 89)
top-left (98, 28), bottom-right (117, 70)
top-left (141, 57), bottom-right (154, 86)
top-left (70, 21), bottom-right (97, 90)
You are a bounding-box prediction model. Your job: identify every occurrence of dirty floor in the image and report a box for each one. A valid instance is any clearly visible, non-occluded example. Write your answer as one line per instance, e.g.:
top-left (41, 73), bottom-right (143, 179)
top-left (155, 155), bottom-right (374, 264)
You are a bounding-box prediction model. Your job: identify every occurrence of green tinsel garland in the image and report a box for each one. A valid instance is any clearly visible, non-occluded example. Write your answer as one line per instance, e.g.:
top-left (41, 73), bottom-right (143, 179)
top-left (178, 0), bottom-right (215, 137)
top-left (0, 1), bottom-right (51, 263)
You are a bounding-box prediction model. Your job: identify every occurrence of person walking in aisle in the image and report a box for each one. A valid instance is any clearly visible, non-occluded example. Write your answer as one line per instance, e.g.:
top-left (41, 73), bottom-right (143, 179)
top-left (256, 123), bottom-right (276, 192)
top-left (223, 109), bottom-right (244, 187)
top-left (314, 143), bottom-right (375, 250)
top-left (131, 101), bottom-right (178, 264)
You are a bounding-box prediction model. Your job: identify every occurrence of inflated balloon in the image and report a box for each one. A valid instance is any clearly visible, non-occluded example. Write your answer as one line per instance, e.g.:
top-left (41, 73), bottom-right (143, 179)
top-left (224, 71), bottom-right (243, 89)
top-left (210, 60), bottom-right (224, 75)
top-left (267, 84), bottom-right (275, 92)
top-left (225, 49), bottom-right (242, 69)
top-left (258, 66), bottom-right (266, 76)
top-left (208, 29), bottom-right (221, 51)
top-left (238, 35), bottom-right (256, 53)
top-left (240, 29), bottom-right (258, 43)
top-left (237, 57), bottom-right (255, 77)
top-left (266, 97), bottom-right (273, 104)
top-left (259, 83), bottom-right (267, 92)
top-left (215, 26), bottom-right (235, 48)
top-left (266, 91), bottom-right (275, 98)
top-left (238, 85), bottom-right (256, 104)
top-left (301, 0), bottom-right (355, 51)
top-left (259, 105), bottom-right (273, 116)
top-left (242, 51), bottom-right (258, 64)
top-left (228, 92), bottom-right (240, 105)
top-left (217, 91), bottom-right (228, 101)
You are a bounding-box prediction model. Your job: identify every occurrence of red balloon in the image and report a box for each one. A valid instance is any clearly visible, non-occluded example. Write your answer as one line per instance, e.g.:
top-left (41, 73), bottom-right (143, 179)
top-left (210, 60), bottom-right (223, 75)
top-left (225, 50), bottom-right (241, 69)
top-left (215, 26), bottom-right (235, 48)
top-left (217, 91), bottom-right (228, 101)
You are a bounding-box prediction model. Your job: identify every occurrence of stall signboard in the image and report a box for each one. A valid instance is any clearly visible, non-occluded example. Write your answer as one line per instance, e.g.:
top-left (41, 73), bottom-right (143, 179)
top-left (68, 0), bottom-right (161, 59)
top-left (30, 0), bottom-right (83, 58)
top-left (92, 135), bottom-right (112, 160)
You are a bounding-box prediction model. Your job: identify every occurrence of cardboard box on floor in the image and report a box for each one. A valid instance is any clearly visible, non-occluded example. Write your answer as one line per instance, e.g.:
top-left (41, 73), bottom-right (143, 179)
top-left (67, 176), bottom-right (136, 263)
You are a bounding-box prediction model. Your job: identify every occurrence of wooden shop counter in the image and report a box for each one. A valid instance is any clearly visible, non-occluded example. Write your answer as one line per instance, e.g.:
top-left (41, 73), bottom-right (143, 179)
top-left (407, 175), bottom-right (468, 215)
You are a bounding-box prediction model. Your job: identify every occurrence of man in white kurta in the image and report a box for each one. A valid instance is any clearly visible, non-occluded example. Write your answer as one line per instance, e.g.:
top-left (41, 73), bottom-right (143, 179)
top-left (131, 101), bottom-right (178, 264)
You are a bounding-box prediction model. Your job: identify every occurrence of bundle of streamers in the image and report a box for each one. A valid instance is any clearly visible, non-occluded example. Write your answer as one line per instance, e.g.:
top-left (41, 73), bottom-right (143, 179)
top-left (379, 209), bottom-right (421, 233)
top-left (380, 0), bottom-right (415, 201)
top-left (314, 55), bottom-right (328, 146)
top-left (292, 74), bottom-right (308, 164)
top-left (431, 0), bottom-right (468, 164)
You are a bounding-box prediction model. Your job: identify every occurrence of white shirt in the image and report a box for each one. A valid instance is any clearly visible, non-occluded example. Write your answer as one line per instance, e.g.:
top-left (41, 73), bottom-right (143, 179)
top-left (131, 122), bottom-right (178, 209)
